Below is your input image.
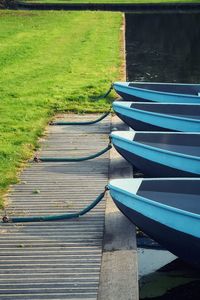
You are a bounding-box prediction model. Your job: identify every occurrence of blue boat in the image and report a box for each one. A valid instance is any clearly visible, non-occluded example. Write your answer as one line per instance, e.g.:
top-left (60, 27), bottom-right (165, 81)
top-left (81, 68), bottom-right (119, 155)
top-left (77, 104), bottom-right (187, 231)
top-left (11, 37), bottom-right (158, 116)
top-left (112, 102), bottom-right (200, 132)
top-left (109, 178), bottom-right (200, 268)
top-left (113, 82), bottom-right (200, 103)
top-left (110, 131), bottom-right (200, 177)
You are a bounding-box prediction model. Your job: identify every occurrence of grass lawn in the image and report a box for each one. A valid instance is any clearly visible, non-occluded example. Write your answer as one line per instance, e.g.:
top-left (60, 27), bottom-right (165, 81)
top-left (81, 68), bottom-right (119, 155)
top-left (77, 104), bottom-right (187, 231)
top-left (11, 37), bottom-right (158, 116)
top-left (24, 0), bottom-right (200, 4)
top-left (0, 10), bottom-right (123, 207)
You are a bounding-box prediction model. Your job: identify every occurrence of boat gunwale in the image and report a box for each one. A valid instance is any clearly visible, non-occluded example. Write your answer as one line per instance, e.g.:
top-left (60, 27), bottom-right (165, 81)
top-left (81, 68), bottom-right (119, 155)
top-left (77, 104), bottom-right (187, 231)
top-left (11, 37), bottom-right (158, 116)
top-left (113, 102), bottom-right (200, 123)
top-left (114, 82), bottom-right (200, 99)
top-left (110, 131), bottom-right (200, 162)
top-left (109, 178), bottom-right (200, 221)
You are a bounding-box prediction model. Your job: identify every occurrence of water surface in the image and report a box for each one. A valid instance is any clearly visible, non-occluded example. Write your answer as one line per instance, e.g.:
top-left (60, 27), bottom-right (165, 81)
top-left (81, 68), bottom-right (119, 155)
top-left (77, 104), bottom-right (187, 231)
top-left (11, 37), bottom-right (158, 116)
top-left (126, 12), bottom-right (200, 83)
top-left (126, 12), bottom-right (200, 299)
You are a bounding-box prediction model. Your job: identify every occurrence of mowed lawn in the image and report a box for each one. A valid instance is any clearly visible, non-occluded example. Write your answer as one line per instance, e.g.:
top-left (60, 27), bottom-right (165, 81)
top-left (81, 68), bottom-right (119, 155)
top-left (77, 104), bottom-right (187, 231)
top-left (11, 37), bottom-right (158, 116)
top-left (0, 10), bottom-right (123, 206)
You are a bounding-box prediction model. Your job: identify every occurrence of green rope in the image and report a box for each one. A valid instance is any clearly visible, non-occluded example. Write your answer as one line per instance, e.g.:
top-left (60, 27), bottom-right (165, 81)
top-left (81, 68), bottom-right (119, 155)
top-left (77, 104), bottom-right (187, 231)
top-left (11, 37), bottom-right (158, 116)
top-left (34, 143), bottom-right (112, 163)
top-left (2, 187), bottom-right (108, 223)
top-left (50, 110), bottom-right (111, 126)
top-left (49, 84), bottom-right (113, 126)
top-left (92, 84), bottom-right (113, 101)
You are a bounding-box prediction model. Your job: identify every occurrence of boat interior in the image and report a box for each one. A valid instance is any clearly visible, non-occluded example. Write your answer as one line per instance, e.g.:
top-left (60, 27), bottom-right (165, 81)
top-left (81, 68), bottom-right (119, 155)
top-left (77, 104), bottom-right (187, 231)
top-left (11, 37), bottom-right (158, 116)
top-left (137, 179), bottom-right (200, 214)
top-left (133, 133), bottom-right (200, 156)
top-left (130, 103), bottom-right (200, 119)
top-left (128, 83), bottom-right (200, 95)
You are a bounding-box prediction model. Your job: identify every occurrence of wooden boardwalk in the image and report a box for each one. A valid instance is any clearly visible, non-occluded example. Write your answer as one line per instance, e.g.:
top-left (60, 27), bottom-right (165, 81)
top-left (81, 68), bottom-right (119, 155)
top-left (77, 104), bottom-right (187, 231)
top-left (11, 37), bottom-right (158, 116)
top-left (0, 114), bottom-right (110, 300)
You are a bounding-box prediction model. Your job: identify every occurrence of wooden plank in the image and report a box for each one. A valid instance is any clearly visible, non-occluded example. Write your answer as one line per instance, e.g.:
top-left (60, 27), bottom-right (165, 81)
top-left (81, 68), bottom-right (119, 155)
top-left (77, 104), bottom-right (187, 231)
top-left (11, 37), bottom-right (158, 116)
top-left (1, 114), bottom-right (111, 300)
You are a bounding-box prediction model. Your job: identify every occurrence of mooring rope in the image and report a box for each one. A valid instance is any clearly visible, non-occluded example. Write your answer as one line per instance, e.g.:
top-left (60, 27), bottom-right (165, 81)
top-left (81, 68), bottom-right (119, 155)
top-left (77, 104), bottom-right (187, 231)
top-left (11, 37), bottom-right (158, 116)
top-left (50, 110), bottom-right (111, 126)
top-left (49, 84), bottom-right (113, 126)
top-left (92, 84), bottom-right (113, 101)
top-left (34, 142), bottom-right (112, 163)
top-left (1, 85), bottom-right (114, 223)
top-left (2, 186), bottom-right (109, 223)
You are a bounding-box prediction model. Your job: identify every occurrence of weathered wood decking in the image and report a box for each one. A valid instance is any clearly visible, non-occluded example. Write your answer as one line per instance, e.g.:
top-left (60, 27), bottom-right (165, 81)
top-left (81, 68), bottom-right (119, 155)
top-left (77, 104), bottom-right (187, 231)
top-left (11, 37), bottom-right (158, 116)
top-left (0, 113), bottom-right (138, 300)
top-left (1, 114), bottom-right (110, 300)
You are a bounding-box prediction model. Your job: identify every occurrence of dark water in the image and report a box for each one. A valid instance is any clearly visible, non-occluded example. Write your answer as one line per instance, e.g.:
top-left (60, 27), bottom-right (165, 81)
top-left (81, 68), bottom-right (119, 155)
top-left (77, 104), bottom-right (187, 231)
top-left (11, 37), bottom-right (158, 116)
top-left (126, 12), bottom-right (200, 83)
top-left (136, 233), bottom-right (200, 299)
top-left (125, 12), bottom-right (200, 299)
top-left (138, 247), bottom-right (200, 300)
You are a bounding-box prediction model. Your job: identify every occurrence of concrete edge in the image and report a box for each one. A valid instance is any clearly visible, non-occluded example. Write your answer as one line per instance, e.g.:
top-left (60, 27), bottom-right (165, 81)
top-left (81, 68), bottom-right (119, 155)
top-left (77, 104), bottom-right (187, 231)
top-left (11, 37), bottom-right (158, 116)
top-left (97, 114), bottom-right (138, 300)
top-left (17, 2), bottom-right (200, 12)
top-left (98, 17), bottom-right (138, 300)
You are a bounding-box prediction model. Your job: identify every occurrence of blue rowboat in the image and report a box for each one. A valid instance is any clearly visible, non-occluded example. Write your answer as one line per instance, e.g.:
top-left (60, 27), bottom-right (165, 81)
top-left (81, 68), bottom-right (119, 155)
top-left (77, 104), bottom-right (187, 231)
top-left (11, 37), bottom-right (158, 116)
top-left (112, 102), bottom-right (200, 132)
top-left (113, 82), bottom-right (200, 103)
top-left (109, 178), bottom-right (200, 268)
top-left (110, 131), bottom-right (200, 177)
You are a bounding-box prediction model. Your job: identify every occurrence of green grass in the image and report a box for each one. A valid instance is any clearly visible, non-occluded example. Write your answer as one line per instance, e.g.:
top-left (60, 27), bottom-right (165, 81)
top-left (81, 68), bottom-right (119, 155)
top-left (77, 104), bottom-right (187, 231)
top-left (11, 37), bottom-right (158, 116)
top-left (0, 10), bottom-right (123, 206)
top-left (24, 0), bottom-right (200, 4)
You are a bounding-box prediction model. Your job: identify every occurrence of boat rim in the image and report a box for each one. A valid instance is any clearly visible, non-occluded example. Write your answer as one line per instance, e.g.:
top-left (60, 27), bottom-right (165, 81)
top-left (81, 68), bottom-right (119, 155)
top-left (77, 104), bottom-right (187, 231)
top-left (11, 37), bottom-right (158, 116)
top-left (113, 101), bottom-right (200, 123)
top-left (110, 131), bottom-right (200, 162)
top-left (109, 178), bottom-right (200, 220)
top-left (113, 82), bottom-right (200, 99)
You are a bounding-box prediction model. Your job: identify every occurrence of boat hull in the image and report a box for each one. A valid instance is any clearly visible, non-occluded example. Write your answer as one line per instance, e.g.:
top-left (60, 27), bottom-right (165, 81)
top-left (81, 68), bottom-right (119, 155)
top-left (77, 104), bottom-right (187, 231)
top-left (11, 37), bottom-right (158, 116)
top-left (115, 111), bottom-right (174, 131)
top-left (113, 102), bottom-right (200, 132)
top-left (113, 82), bottom-right (200, 103)
top-left (114, 144), bottom-right (198, 177)
top-left (111, 132), bottom-right (200, 177)
top-left (113, 197), bottom-right (200, 268)
top-left (115, 89), bottom-right (149, 102)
